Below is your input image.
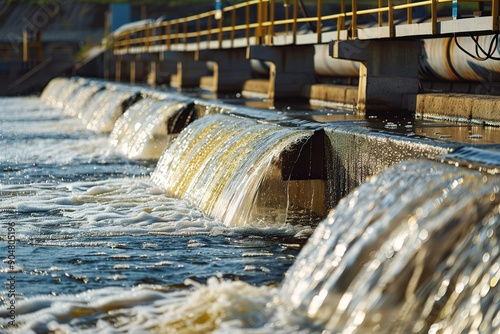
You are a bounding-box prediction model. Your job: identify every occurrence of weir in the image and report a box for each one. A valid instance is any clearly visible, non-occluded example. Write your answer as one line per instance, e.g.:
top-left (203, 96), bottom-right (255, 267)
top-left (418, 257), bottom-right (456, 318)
top-left (41, 77), bottom-right (499, 221)
top-left (281, 158), bottom-right (500, 333)
top-left (35, 76), bottom-right (500, 333)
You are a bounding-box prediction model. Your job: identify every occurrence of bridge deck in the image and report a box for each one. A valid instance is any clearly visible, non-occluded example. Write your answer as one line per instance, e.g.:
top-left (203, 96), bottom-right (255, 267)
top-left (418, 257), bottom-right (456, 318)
top-left (112, 1), bottom-right (499, 55)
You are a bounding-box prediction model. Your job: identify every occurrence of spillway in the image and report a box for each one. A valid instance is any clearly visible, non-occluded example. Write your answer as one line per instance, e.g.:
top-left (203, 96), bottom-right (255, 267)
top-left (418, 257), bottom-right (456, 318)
top-left (281, 157), bottom-right (500, 333)
top-left (2, 76), bottom-right (496, 333)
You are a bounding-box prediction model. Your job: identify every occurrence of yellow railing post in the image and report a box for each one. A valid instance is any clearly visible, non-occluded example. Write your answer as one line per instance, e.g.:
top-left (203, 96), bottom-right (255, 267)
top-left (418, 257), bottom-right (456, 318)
top-left (407, 0), bottom-right (412, 24)
top-left (285, 0), bottom-right (290, 35)
top-left (175, 22), bottom-right (180, 44)
top-left (196, 16), bottom-right (201, 48)
top-left (246, 2), bottom-right (250, 44)
top-left (218, 9), bottom-right (223, 48)
top-left (183, 18), bottom-right (188, 46)
top-left (336, 0), bottom-right (345, 41)
top-left (145, 25), bottom-right (149, 50)
top-left (231, 7), bottom-right (236, 47)
top-left (388, 0), bottom-right (394, 37)
top-left (256, 0), bottom-right (263, 44)
top-left (378, 0), bottom-right (383, 27)
top-left (340, 0), bottom-right (345, 30)
top-left (262, 0), bottom-right (268, 40)
top-left (207, 15), bottom-right (212, 43)
top-left (268, 0), bottom-right (275, 45)
top-left (22, 30), bottom-right (28, 62)
top-left (166, 22), bottom-right (171, 50)
top-left (431, 0), bottom-right (437, 34)
top-left (351, 0), bottom-right (357, 39)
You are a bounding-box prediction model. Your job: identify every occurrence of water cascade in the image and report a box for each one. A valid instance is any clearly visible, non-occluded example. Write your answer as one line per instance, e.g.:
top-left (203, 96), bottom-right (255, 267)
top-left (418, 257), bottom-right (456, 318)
top-left (151, 114), bottom-right (333, 226)
top-left (109, 97), bottom-right (195, 160)
top-left (80, 89), bottom-right (141, 133)
top-left (40, 77), bottom-right (492, 227)
top-left (40, 77), bottom-right (81, 109)
top-left (63, 82), bottom-right (106, 118)
top-left (42, 77), bottom-right (205, 160)
top-left (324, 125), bottom-right (453, 203)
top-left (280, 158), bottom-right (500, 333)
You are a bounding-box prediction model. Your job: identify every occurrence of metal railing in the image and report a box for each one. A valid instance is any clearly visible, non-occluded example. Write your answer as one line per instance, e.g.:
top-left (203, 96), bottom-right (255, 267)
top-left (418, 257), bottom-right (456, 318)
top-left (112, 0), bottom-right (499, 53)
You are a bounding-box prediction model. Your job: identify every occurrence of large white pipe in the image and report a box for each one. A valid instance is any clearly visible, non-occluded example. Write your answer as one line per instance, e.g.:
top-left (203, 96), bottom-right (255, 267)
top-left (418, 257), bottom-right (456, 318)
top-left (309, 34), bottom-right (500, 82)
top-left (420, 35), bottom-right (500, 81)
top-left (313, 44), bottom-right (360, 77)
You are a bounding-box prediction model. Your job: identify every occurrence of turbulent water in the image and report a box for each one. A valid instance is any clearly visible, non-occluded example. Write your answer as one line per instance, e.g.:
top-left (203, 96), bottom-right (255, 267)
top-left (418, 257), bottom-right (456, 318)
top-left (1, 77), bottom-right (499, 333)
top-left (0, 95), bottom-right (309, 333)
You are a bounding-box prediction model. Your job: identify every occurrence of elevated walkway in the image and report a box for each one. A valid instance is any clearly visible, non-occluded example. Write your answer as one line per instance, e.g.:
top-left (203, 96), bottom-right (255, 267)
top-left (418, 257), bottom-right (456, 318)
top-left (108, 0), bottom-right (500, 118)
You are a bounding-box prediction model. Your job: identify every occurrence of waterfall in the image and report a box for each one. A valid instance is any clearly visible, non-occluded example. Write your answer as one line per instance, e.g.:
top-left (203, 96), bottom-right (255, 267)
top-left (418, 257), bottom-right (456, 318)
top-left (109, 97), bottom-right (195, 160)
top-left (63, 82), bottom-right (106, 117)
top-left (151, 114), bottom-right (332, 226)
top-left (41, 77), bottom-right (84, 109)
top-left (324, 125), bottom-right (452, 204)
top-left (81, 89), bottom-right (141, 133)
top-left (41, 77), bottom-right (202, 160)
top-left (280, 158), bottom-right (499, 333)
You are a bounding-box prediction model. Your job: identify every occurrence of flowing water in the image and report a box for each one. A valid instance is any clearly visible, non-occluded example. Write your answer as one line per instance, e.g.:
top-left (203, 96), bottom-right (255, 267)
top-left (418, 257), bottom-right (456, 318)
top-left (1, 77), bottom-right (499, 333)
top-left (0, 89), bottom-right (309, 333)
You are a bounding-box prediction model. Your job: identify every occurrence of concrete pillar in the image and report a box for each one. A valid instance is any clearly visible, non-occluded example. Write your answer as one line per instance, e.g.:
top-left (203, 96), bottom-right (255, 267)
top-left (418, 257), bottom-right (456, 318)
top-left (130, 60), bottom-right (136, 83)
top-left (115, 55), bottom-right (130, 82)
top-left (147, 52), bottom-right (178, 87)
top-left (124, 53), bottom-right (158, 84)
top-left (147, 61), bottom-right (157, 87)
top-left (195, 48), bottom-right (253, 93)
top-left (104, 51), bottom-right (115, 81)
top-left (331, 40), bottom-right (422, 117)
top-left (246, 45), bottom-right (316, 99)
top-left (154, 55), bottom-right (178, 86)
top-left (162, 51), bottom-right (208, 88)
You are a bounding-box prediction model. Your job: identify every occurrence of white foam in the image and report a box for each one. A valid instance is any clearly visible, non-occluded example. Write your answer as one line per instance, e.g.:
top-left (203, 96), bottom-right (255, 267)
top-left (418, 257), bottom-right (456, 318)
top-left (0, 279), bottom-right (296, 334)
top-left (0, 176), bottom-right (311, 241)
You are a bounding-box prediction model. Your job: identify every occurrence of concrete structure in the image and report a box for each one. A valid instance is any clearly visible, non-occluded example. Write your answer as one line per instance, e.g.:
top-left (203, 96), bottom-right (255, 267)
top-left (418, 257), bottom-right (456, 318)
top-left (0, 2), bottom-right (108, 95)
top-left (332, 39), bottom-right (422, 116)
top-left (131, 53), bottom-right (158, 84)
top-left (196, 48), bottom-right (253, 93)
top-left (101, 0), bottom-right (500, 117)
top-left (161, 51), bottom-right (208, 88)
top-left (417, 93), bottom-right (500, 125)
top-left (245, 45), bottom-right (316, 99)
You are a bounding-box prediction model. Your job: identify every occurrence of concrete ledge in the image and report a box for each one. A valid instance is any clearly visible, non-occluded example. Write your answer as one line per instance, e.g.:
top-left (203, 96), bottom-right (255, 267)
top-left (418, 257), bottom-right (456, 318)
top-left (417, 93), bottom-right (500, 125)
top-left (242, 79), bottom-right (270, 98)
top-left (199, 76), bottom-right (214, 91)
top-left (302, 84), bottom-right (358, 107)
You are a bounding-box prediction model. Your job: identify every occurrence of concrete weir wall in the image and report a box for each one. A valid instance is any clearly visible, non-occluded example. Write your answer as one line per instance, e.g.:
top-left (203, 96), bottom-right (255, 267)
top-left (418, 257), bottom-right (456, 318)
top-left (417, 94), bottom-right (500, 126)
top-left (43, 77), bottom-right (500, 226)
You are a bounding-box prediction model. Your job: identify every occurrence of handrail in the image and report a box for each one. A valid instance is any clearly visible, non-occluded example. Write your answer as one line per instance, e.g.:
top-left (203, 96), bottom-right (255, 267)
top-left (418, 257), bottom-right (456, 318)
top-left (112, 0), bottom-right (499, 53)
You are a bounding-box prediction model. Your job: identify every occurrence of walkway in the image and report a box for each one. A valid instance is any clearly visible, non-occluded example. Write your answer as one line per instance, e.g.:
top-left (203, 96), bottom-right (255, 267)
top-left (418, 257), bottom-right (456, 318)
top-left (108, 1), bottom-right (500, 116)
top-left (112, 0), bottom-right (499, 54)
